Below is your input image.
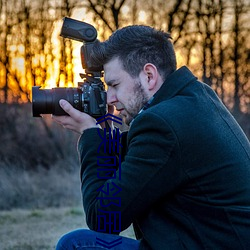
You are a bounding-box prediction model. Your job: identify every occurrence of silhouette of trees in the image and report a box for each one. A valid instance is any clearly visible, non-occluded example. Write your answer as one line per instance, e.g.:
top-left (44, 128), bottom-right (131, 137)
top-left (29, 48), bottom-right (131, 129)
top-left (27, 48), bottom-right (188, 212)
top-left (0, 0), bottom-right (249, 116)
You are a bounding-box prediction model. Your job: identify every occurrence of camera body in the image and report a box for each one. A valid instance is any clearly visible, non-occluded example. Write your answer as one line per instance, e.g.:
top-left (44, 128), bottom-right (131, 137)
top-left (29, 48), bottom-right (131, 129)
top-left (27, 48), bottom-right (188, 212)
top-left (76, 80), bottom-right (106, 117)
top-left (32, 17), bottom-right (107, 118)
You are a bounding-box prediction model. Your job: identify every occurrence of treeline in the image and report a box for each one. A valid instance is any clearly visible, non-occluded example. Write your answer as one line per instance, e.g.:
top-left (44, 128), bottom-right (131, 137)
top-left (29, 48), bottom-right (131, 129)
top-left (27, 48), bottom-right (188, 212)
top-left (0, 0), bottom-right (249, 115)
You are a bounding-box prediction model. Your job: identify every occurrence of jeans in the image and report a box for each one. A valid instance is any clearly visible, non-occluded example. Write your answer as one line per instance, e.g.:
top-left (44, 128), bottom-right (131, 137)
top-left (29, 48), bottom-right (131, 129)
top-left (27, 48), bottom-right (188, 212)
top-left (56, 229), bottom-right (140, 250)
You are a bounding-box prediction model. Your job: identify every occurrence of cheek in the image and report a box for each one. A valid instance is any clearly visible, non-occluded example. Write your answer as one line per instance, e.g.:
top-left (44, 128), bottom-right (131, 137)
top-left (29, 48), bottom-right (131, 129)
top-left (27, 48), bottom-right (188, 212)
top-left (116, 87), bottom-right (129, 104)
top-left (107, 88), bottom-right (117, 103)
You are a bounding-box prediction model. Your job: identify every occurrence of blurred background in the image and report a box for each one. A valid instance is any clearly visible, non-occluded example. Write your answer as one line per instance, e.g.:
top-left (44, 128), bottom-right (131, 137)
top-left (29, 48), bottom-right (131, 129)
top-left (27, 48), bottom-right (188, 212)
top-left (0, 0), bottom-right (249, 211)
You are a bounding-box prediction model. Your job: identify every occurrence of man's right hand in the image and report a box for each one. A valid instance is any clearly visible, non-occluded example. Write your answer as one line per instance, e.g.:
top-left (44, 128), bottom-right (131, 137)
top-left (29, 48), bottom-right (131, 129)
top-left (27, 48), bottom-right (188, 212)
top-left (52, 99), bottom-right (99, 134)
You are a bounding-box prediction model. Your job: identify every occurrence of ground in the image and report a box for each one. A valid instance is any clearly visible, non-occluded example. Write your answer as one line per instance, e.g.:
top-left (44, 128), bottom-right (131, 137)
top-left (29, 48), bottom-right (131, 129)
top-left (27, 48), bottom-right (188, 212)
top-left (0, 207), bottom-right (135, 250)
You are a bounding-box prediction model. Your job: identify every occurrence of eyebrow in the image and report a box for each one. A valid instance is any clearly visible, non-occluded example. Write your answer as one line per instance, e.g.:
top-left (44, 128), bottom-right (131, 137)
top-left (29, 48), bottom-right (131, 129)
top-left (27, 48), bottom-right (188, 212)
top-left (105, 79), bottom-right (118, 87)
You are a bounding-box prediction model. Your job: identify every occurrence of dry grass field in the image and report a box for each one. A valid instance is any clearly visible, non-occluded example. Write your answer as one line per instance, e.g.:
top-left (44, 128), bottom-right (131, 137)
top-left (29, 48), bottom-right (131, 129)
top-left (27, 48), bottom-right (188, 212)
top-left (0, 104), bottom-right (134, 249)
top-left (0, 206), bottom-right (135, 250)
top-left (0, 207), bottom-right (84, 250)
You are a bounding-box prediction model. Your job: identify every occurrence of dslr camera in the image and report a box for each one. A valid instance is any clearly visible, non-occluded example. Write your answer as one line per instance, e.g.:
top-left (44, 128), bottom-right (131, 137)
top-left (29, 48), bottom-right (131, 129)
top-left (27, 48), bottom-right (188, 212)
top-left (32, 17), bottom-right (107, 118)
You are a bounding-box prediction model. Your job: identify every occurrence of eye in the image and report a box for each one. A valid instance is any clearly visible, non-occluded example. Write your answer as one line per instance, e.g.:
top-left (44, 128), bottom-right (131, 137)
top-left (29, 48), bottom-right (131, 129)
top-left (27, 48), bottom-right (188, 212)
top-left (112, 83), bottom-right (119, 88)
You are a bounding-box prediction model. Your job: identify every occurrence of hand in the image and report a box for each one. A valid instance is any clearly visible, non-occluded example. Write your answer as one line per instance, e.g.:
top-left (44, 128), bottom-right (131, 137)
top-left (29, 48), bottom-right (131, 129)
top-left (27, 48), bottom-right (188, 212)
top-left (52, 99), bottom-right (99, 134)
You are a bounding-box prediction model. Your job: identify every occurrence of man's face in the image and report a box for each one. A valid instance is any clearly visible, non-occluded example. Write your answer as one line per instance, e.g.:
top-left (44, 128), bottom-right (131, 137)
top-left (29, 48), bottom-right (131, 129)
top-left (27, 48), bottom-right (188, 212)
top-left (104, 57), bottom-right (150, 125)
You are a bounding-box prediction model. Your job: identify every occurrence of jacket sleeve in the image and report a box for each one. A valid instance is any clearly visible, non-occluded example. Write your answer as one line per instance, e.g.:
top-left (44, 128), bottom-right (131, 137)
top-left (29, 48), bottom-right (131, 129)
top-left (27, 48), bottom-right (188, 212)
top-left (78, 111), bottom-right (187, 233)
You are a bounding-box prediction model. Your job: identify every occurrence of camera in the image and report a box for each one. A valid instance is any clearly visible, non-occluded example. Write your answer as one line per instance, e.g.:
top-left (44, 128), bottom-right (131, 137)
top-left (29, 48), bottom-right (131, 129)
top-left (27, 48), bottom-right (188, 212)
top-left (32, 17), bottom-right (107, 118)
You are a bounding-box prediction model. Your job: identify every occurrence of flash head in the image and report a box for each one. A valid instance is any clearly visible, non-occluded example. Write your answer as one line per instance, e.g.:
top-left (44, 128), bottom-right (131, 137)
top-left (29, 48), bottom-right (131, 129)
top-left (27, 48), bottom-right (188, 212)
top-left (60, 17), bottom-right (97, 42)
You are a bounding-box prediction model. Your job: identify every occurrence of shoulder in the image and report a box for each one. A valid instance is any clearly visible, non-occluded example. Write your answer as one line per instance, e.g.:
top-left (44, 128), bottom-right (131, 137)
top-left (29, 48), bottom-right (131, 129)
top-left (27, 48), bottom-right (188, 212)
top-left (128, 107), bottom-right (178, 146)
top-left (129, 95), bottom-right (199, 145)
top-left (135, 98), bottom-right (188, 127)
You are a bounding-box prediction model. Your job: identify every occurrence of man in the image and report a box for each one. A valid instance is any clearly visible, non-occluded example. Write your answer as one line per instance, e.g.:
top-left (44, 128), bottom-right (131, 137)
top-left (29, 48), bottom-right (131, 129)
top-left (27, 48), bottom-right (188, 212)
top-left (53, 25), bottom-right (250, 249)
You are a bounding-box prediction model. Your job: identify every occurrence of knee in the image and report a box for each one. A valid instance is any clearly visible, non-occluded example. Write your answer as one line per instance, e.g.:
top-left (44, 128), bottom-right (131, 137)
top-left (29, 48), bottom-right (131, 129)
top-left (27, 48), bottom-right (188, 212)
top-left (55, 231), bottom-right (72, 250)
top-left (55, 229), bottom-right (89, 250)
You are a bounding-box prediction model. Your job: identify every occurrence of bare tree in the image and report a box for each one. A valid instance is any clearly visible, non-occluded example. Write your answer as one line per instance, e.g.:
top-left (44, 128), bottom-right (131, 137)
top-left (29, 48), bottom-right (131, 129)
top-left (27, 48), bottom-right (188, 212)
top-left (0, 0), bottom-right (9, 102)
top-left (230, 0), bottom-right (249, 116)
top-left (169, 0), bottom-right (249, 114)
top-left (0, 0), bottom-right (249, 115)
top-left (0, 0), bottom-right (31, 102)
top-left (55, 0), bottom-right (79, 87)
top-left (84, 0), bottom-right (126, 34)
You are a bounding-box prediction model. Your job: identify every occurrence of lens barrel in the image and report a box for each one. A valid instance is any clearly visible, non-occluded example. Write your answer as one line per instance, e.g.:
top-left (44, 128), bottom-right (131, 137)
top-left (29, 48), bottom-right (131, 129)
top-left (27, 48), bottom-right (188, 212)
top-left (32, 86), bottom-right (81, 117)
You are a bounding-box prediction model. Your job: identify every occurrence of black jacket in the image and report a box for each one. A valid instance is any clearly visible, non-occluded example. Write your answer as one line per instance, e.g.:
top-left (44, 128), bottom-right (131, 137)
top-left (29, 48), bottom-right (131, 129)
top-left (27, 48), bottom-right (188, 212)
top-left (78, 66), bottom-right (250, 249)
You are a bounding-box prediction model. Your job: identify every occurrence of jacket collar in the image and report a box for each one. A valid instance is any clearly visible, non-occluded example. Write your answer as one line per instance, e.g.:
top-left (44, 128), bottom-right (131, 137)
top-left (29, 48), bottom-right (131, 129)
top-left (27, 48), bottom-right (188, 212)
top-left (150, 66), bottom-right (197, 107)
top-left (129, 66), bottom-right (197, 126)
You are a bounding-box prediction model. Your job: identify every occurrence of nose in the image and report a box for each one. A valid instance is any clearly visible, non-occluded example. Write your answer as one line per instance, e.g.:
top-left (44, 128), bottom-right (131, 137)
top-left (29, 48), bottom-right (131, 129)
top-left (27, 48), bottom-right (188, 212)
top-left (107, 88), bottom-right (117, 105)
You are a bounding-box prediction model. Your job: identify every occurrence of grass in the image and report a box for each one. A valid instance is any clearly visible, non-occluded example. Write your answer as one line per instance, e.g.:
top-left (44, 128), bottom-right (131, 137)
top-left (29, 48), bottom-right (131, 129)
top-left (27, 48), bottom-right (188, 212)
top-left (0, 207), bottom-right (84, 250)
top-left (0, 206), bottom-right (135, 250)
top-left (0, 104), bottom-right (134, 249)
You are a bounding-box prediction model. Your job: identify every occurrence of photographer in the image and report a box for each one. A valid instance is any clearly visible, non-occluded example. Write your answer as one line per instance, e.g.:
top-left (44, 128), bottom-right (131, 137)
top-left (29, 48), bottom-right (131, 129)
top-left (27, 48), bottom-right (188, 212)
top-left (53, 25), bottom-right (250, 249)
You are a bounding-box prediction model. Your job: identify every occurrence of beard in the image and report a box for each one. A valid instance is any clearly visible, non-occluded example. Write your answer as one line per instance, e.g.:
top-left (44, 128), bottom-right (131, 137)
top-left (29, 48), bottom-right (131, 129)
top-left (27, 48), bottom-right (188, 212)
top-left (122, 80), bottom-right (150, 125)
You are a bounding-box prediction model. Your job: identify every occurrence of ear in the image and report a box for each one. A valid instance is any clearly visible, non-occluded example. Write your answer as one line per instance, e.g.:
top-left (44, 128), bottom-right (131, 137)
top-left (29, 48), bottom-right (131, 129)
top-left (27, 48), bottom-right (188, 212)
top-left (142, 63), bottom-right (159, 91)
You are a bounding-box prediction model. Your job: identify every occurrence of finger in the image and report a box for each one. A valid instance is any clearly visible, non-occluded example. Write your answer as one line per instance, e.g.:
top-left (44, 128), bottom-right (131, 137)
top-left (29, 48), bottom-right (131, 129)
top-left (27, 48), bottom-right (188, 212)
top-left (51, 114), bottom-right (72, 124)
top-left (52, 115), bottom-right (67, 124)
top-left (52, 115), bottom-right (71, 126)
top-left (59, 99), bottom-right (85, 122)
top-left (53, 99), bottom-right (99, 133)
top-left (52, 115), bottom-right (81, 133)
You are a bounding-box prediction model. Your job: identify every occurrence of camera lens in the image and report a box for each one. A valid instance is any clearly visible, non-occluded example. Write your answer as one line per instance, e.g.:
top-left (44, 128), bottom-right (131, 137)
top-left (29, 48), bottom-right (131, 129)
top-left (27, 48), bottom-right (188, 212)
top-left (32, 86), bottom-right (82, 117)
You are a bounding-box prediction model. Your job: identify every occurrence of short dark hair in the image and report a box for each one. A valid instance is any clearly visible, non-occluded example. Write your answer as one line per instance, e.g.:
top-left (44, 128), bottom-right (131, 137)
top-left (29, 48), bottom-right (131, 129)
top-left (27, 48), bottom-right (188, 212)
top-left (91, 25), bottom-right (177, 80)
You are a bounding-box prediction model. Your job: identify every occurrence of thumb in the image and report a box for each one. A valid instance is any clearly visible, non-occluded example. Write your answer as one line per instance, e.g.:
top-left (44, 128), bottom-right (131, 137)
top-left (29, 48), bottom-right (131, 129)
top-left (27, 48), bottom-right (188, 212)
top-left (59, 99), bottom-right (72, 114)
top-left (59, 99), bottom-right (89, 121)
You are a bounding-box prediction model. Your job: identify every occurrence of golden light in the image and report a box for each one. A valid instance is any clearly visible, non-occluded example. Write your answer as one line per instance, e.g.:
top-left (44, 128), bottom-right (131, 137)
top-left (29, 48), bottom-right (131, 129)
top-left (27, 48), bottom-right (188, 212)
top-left (12, 57), bottom-right (25, 74)
top-left (121, 6), bottom-right (130, 16)
top-left (176, 50), bottom-right (186, 68)
top-left (138, 11), bottom-right (147, 23)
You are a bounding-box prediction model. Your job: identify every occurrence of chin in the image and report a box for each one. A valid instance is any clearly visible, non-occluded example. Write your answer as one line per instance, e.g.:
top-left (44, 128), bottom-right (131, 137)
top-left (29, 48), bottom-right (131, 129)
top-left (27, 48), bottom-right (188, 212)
top-left (123, 116), bottom-right (132, 126)
top-left (120, 110), bottom-right (133, 125)
top-left (122, 116), bottom-right (128, 125)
